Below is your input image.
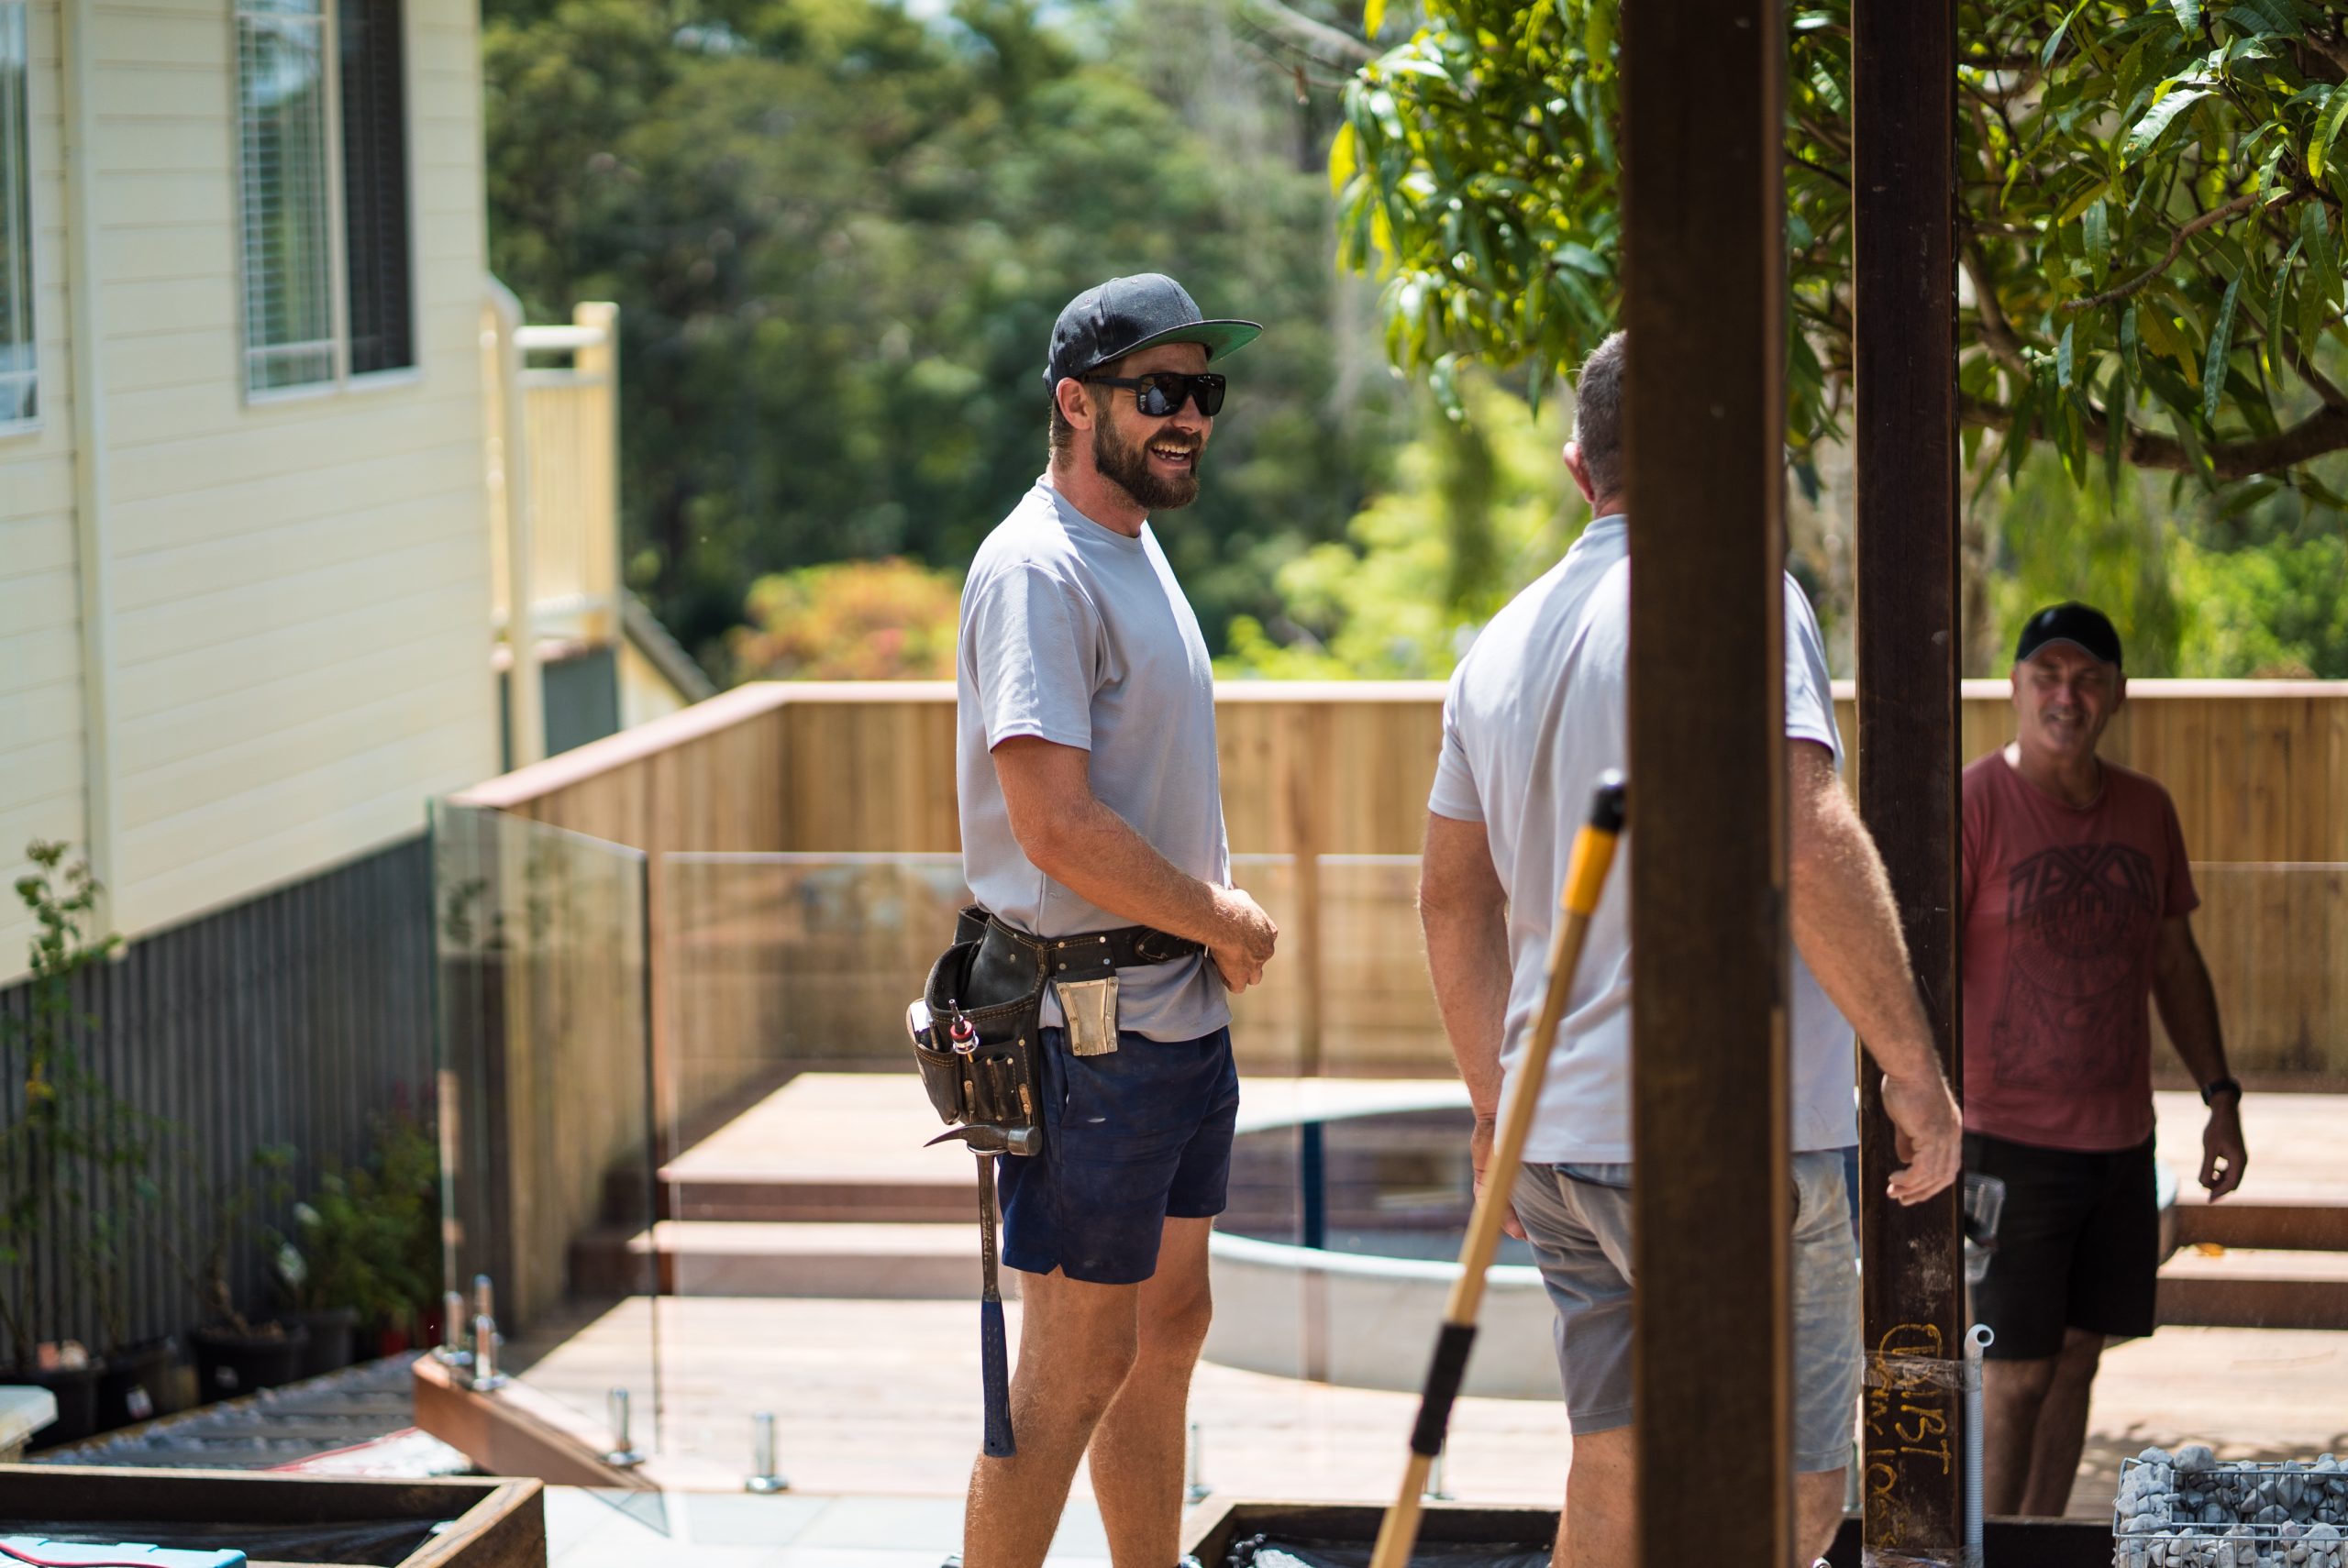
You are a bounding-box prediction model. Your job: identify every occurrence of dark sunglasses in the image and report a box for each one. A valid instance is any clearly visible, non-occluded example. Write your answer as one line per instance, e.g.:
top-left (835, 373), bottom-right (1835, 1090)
top-left (1081, 370), bottom-right (1226, 418)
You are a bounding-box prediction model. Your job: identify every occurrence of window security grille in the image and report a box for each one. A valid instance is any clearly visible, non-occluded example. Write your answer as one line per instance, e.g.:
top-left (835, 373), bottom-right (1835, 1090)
top-left (0, 2), bottom-right (35, 429)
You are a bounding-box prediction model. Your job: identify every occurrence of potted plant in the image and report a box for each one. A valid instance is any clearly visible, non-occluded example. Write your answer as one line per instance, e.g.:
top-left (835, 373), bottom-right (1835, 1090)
top-left (267, 1102), bottom-right (443, 1373)
top-left (267, 1173), bottom-right (371, 1378)
top-left (185, 1145), bottom-right (310, 1401)
top-left (362, 1098), bottom-right (443, 1354)
top-left (0, 842), bottom-right (123, 1445)
top-left (87, 1115), bottom-right (183, 1429)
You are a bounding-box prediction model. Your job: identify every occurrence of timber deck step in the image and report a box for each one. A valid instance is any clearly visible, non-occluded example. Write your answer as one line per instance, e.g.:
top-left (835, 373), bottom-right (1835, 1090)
top-left (572, 1219), bottom-right (994, 1299)
top-left (2156, 1245), bottom-right (2348, 1330)
top-left (2171, 1199), bottom-right (2348, 1252)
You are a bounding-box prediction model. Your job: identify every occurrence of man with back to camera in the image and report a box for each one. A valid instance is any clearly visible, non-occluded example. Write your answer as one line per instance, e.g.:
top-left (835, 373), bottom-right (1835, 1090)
top-left (954, 273), bottom-right (1280, 1568)
top-left (1965, 602), bottom-right (2247, 1517)
top-left (1416, 330), bottom-right (1965, 1568)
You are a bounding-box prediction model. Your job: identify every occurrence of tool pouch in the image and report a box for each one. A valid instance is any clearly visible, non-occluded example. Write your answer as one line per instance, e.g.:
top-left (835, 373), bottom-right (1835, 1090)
top-left (909, 906), bottom-right (1047, 1143)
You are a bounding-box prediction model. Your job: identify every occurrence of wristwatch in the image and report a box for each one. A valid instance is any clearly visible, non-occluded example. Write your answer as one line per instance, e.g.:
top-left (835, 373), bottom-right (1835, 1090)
top-left (2199, 1076), bottom-right (2242, 1107)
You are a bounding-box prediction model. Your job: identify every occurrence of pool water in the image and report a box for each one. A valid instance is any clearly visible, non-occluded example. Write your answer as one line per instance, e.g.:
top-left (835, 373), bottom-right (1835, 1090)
top-left (1221, 1106), bottom-right (1536, 1266)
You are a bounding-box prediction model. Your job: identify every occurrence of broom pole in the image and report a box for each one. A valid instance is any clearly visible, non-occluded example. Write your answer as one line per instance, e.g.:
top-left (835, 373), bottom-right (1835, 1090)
top-left (1368, 773), bottom-right (1626, 1568)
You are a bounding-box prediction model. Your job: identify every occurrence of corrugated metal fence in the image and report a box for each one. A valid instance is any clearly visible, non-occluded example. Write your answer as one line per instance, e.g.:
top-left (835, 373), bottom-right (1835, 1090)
top-left (0, 837), bottom-right (432, 1357)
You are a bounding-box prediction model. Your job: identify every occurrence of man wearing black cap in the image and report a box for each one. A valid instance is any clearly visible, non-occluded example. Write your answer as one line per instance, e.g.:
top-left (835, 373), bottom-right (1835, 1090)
top-left (954, 274), bottom-right (1277, 1568)
top-left (1964, 602), bottom-right (2248, 1517)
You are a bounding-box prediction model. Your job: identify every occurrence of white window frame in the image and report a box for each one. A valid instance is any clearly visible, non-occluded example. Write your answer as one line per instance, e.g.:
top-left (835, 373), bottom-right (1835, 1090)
top-left (0, 0), bottom-right (39, 436)
top-left (231, 0), bottom-right (419, 405)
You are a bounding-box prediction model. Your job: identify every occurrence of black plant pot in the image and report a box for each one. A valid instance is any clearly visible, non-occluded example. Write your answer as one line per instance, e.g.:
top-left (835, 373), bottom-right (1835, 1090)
top-left (7, 1361), bottom-right (102, 1448)
top-left (94, 1337), bottom-right (178, 1429)
top-left (191, 1321), bottom-right (309, 1402)
top-left (292, 1308), bottom-right (360, 1379)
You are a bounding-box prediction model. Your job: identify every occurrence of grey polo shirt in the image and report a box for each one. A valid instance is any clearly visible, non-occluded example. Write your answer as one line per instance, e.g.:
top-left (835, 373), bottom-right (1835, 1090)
top-left (1428, 514), bottom-right (1858, 1163)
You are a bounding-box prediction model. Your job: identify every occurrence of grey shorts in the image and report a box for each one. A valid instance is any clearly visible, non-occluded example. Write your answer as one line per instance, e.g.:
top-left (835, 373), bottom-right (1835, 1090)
top-left (1512, 1150), bottom-right (1860, 1474)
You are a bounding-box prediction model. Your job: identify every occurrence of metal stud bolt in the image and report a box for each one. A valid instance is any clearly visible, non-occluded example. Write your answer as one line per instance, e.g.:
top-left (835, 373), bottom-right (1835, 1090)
top-left (745, 1411), bottom-right (789, 1494)
top-left (604, 1387), bottom-right (646, 1468)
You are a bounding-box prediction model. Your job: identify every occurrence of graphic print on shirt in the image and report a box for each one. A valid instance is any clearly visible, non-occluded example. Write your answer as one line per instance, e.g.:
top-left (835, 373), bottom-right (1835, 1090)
top-left (1991, 841), bottom-right (2159, 1089)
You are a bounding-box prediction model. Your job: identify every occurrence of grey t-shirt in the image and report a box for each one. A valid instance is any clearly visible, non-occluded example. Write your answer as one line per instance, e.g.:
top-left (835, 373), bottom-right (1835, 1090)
top-left (1427, 514), bottom-right (1858, 1163)
top-left (955, 476), bottom-right (1232, 1043)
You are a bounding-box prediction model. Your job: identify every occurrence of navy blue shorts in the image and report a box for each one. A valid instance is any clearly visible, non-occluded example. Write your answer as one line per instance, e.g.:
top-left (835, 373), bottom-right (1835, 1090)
top-left (995, 1024), bottom-right (1239, 1286)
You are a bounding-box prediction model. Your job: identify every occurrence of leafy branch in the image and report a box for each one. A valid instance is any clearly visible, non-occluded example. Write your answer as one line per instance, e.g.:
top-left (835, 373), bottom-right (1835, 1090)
top-left (1335, 0), bottom-right (2348, 491)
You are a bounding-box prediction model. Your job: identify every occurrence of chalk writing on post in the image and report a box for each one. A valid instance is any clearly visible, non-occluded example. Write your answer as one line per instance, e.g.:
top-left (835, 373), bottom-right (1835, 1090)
top-left (1864, 1321), bottom-right (1956, 1551)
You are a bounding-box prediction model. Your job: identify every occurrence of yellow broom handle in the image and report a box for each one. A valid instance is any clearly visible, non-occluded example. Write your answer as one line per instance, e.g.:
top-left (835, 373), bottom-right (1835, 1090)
top-left (1369, 773), bottom-right (1626, 1568)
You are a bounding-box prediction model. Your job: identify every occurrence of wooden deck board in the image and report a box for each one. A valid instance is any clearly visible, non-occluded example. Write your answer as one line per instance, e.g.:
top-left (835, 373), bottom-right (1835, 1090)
top-left (496, 1297), bottom-right (2348, 1523)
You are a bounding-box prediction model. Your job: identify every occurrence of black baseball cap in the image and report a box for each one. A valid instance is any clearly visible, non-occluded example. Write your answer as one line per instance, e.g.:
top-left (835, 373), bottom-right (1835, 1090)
top-left (1044, 273), bottom-right (1261, 392)
top-left (2015, 602), bottom-right (2123, 668)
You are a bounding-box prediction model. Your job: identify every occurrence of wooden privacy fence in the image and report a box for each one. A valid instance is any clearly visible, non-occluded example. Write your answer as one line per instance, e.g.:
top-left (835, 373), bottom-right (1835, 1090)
top-left (442, 680), bottom-right (2348, 1322)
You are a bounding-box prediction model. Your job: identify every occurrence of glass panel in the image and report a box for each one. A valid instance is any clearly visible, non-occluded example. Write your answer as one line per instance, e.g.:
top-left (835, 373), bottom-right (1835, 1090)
top-left (0, 1), bottom-right (35, 426)
top-left (649, 852), bottom-right (1301, 1492)
top-left (429, 801), bottom-right (665, 1529)
top-left (237, 3), bottom-right (336, 393)
top-left (338, 0), bottom-right (412, 374)
top-left (2171, 863), bottom-right (2348, 1094)
top-left (652, 851), bottom-right (968, 1484)
top-left (1315, 854), bottom-right (1443, 1077)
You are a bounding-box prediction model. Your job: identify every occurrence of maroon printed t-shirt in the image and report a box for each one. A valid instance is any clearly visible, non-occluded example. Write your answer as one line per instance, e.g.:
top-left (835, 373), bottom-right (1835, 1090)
top-left (1960, 750), bottom-right (2198, 1152)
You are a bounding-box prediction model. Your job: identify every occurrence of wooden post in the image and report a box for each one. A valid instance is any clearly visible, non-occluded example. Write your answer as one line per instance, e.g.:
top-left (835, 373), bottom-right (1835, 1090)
top-left (1622, 0), bottom-right (1792, 1563)
top-left (1853, 0), bottom-right (1966, 1558)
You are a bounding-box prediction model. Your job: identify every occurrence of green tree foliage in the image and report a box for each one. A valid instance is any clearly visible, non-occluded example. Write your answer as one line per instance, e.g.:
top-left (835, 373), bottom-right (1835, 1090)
top-left (1334, 0), bottom-right (2348, 494)
top-left (1975, 448), bottom-right (2348, 677)
top-left (731, 558), bottom-right (963, 679)
top-left (484, 0), bottom-right (1406, 669)
top-left (1221, 375), bottom-right (1580, 677)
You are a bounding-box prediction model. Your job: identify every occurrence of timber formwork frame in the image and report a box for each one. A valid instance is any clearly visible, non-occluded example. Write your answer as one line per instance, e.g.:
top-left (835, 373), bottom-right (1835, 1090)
top-left (1854, 0), bottom-right (1966, 1560)
top-left (1623, 0), bottom-right (1964, 1565)
top-left (1622, 0), bottom-right (1796, 1565)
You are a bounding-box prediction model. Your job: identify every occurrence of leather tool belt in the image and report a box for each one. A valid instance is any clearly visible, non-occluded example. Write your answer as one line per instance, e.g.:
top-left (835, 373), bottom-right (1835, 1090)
top-left (908, 906), bottom-right (1203, 1154)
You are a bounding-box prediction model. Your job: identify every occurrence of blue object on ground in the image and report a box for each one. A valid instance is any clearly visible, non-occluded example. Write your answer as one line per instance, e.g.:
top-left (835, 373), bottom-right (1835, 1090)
top-left (1, 1538), bottom-right (247, 1568)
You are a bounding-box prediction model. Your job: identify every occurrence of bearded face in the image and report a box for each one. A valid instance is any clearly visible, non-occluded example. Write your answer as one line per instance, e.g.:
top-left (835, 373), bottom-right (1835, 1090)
top-left (1090, 395), bottom-right (1205, 511)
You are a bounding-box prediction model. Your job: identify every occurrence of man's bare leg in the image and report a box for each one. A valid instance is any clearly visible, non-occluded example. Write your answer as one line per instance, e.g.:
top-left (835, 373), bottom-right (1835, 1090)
top-left (1555, 1425), bottom-right (1634, 1568)
top-left (2017, 1330), bottom-right (2104, 1518)
top-left (963, 1267), bottom-right (1143, 1568)
top-left (1089, 1217), bottom-right (1215, 1567)
top-left (1794, 1469), bottom-right (1846, 1566)
top-left (1980, 1355), bottom-right (2057, 1516)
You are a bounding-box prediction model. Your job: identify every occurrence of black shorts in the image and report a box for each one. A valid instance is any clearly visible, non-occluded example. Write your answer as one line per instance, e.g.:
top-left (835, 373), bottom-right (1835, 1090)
top-left (1965, 1130), bottom-right (2158, 1361)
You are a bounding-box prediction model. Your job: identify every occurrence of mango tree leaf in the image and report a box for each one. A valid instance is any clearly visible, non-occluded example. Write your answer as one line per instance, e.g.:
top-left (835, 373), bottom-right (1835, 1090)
top-left (2202, 274), bottom-right (2242, 424)
top-left (2310, 86), bottom-right (2348, 181)
top-left (1363, 0), bottom-right (1386, 41)
top-left (1328, 121), bottom-right (1359, 199)
top-left (2043, 1), bottom-right (2089, 66)
top-left (2124, 85), bottom-right (2212, 162)
top-left (2171, 0), bottom-right (2202, 35)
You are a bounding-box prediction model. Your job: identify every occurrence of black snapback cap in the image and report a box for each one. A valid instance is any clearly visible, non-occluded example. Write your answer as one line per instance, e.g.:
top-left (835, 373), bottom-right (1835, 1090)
top-left (2015, 602), bottom-right (2123, 668)
top-left (1044, 274), bottom-right (1262, 392)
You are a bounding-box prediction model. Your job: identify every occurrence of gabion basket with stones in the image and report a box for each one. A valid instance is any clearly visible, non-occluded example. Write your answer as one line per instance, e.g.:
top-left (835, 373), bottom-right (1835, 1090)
top-left (2113, 1445), bottom-right (2348, 1568)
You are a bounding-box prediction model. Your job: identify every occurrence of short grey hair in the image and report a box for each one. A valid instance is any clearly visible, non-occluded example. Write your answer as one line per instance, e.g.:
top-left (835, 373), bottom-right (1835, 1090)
top-left (1572, 331), bottom-right (1627, 500)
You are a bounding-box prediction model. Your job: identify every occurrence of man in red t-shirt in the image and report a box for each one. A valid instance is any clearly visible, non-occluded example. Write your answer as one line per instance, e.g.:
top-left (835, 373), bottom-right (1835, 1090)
top-left (1963, 602), bottom-right (2248, 1518)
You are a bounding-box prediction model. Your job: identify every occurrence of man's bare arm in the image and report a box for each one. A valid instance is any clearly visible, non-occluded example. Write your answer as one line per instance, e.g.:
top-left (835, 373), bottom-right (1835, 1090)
top-left (1786, 741), bottom-right (1961, 1204)
top-left (1419, 809), bottom-right (1523, 1236)
top-left (992, 735), bottom-right (1276, 990)
top-left (2152, 917), bottom-right (2229, 1084)
top-left (1419, 812), bottom-right (1512, 1116)
top-left (2153, 915), bottom-right (2246, 1198)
